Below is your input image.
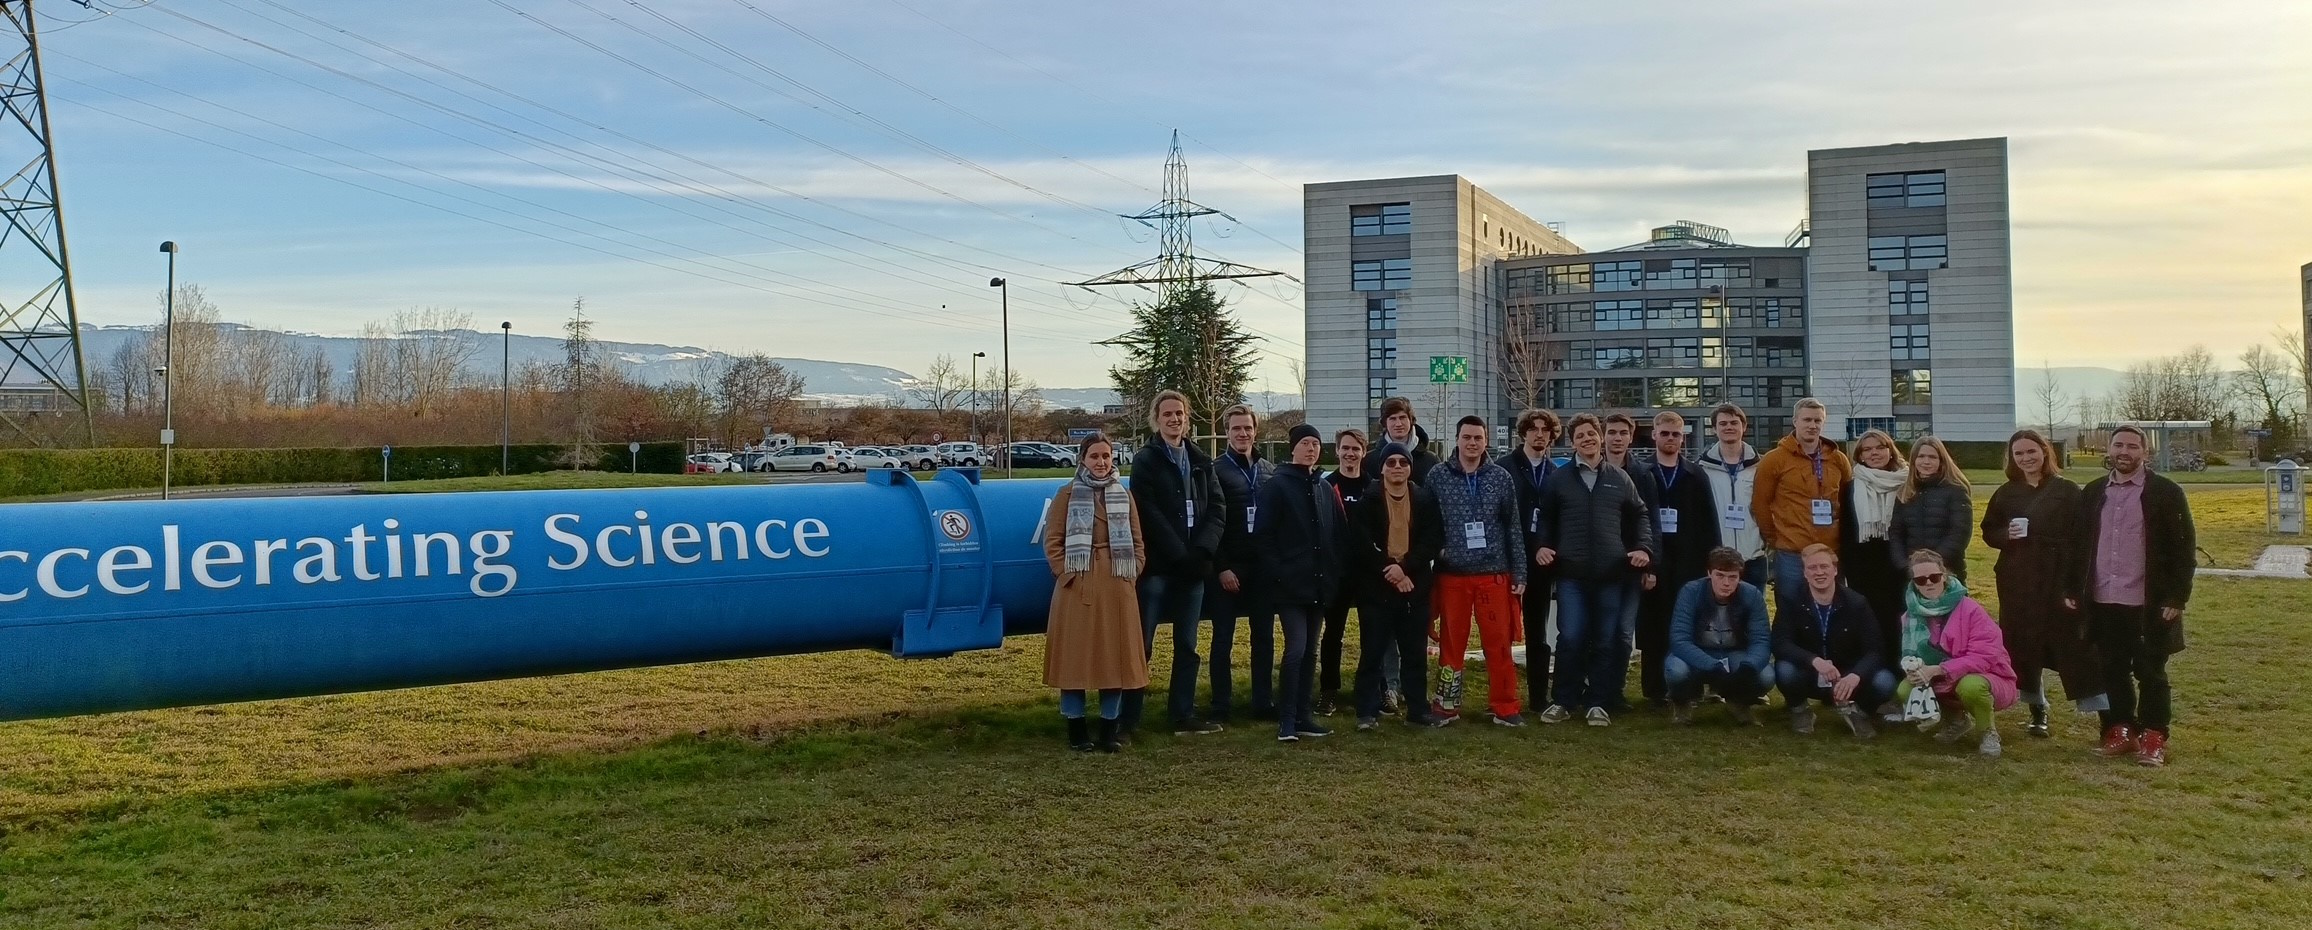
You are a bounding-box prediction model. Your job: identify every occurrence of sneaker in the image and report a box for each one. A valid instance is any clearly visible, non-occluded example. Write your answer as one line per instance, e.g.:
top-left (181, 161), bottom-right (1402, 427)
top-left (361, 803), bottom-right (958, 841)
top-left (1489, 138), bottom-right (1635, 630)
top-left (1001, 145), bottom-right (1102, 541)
top-left (1670, 702), bottom-right (1694, 726)
top-left (1355, 717), bottom-right (1380, 732)
top-left (1276, 733), bottom-right (1299, 743)
top-left (1586, 707), bottom-right (1611, 727)
top-left (1172, 718), bottom-right (1225, 736)
top-left (1979, 728), bottom-right (2003, 759)
top-left (1934, 714), bottom-right (1976, 744)
top-left (2097, 724), bottom-right (2138, 758)
top-left (1295, 720), bottom-right (1332, 738)
top-left (2027, 703), bottom-right (2051, 739)
top-left (1429, 700), bottom-right (1462, 725)
top-left (1491, 713), bottom-right (1526, 728)
top-left (2135, 730), bottom-right (2168, 767)
top-left (1538, 704), bottom-right (1572, 724)
top-left (1315, 696), bottom-right (1338, 718)
top-left (1408, 712), bottom-right (1453, 728)
top-left (1381, 690), bottom-right (1403, 715)
top-left (1837, 704), bottom-right (1877, 739)
top-left (1789, 704), bottom-right (1816, 735)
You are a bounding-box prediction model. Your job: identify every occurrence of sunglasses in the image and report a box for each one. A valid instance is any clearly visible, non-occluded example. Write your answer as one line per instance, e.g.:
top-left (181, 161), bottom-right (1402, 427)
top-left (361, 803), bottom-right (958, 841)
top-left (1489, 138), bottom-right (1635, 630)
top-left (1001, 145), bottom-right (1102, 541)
top-left (1910, 572), bottom-right (1946, 587)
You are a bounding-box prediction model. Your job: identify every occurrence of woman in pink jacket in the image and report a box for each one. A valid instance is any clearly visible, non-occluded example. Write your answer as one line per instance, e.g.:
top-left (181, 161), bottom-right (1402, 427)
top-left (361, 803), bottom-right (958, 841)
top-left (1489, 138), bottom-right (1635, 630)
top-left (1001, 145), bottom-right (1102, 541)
top-left (1893, 549), bottom-right (2018, 758)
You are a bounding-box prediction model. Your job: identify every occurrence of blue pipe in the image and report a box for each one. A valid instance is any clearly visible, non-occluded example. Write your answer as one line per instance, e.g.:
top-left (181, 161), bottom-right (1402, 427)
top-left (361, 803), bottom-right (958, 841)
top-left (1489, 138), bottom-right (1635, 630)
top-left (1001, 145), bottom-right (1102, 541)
top-left (0, 470), bottom-right (1069, 721)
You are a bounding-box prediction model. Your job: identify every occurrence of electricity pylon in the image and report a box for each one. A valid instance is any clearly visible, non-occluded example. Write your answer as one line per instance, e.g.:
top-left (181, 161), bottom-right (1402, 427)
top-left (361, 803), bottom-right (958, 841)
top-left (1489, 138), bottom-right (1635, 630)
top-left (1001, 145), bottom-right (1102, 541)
top-left (0, 0), bottom-right (91, 444)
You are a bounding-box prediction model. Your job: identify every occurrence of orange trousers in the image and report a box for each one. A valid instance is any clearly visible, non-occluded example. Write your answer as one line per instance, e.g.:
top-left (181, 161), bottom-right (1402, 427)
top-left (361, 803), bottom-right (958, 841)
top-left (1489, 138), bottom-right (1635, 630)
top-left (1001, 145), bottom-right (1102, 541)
top-left (1433, 572), bottom-right (1520, 718)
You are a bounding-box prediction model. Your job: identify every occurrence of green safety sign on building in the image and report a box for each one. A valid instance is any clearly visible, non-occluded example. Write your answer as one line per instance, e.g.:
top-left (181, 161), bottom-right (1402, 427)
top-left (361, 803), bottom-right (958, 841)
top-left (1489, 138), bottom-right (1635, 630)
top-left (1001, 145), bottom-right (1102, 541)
top-left (1427, 355), bottom-right (1469, 383)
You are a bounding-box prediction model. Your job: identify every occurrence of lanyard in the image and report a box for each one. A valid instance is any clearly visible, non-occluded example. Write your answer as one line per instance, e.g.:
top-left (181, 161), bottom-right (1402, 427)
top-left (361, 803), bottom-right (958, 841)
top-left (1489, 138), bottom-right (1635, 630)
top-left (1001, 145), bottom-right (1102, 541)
top-left (1656, 461), bottom-right (1680, 492)
top-left (1813, 601), bottom-right (1834, 649)
top-left (1463, 467), bottom-right (1480, 500)
top-left (1809, 448), bottom-right (1824, 485)
top-left (1228, 452), bottom-right (1261, 492)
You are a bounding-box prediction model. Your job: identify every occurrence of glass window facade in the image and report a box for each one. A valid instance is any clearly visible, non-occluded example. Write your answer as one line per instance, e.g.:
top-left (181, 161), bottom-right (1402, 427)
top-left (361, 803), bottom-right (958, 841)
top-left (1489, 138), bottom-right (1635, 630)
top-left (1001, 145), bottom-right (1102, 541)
top-left (1889, 279), bottom-right (1929, 316)
top-left (1366, 297), bottom-right (1398, 330)
top-left (1367, 374), bottom-right (1397, 405)
top-left (1893, 368), bottom-right (1933, 405)
top-left (1868, 235), bottom-right (1948, 272)
top-left (1867, 171), bottom-right (1947, 208)
top-left (1367, 336), bottom-right (1398, 368)
top-left (1891, 323), bottom-right (1931, 361)
top-left (1350, 202), bottom-right (1412, 236)
top-left (1596, 300), bottom-right (1644, 331)
top-left (1352, 258), bottom-right (1413, 292)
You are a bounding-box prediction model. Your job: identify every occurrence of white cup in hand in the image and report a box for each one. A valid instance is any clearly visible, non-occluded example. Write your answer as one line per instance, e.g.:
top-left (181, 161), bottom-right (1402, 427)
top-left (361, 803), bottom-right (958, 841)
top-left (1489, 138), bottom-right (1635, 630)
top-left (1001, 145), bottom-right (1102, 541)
top-left (2008, 517), bottom-right (2029, 539)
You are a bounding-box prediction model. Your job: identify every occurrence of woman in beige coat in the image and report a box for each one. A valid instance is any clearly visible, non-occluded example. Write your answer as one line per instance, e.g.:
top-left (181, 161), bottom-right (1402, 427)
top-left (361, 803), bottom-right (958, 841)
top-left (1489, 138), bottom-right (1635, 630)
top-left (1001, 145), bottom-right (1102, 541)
top-left (1042, 433), bottom-right (1149, 752)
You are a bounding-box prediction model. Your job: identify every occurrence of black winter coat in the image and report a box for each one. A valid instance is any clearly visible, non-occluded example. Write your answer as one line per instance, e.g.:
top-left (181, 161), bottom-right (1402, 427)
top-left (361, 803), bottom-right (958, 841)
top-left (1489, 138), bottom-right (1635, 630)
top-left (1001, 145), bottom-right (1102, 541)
top-left (1350, 483), bottom-right (1446, 599)
top-left (2067, 471), bottom-right (2197, 616)
top-left (1497, 450), bottom-right (1561, 558)
top-left (1253, 463), bottom-right (1351, 608)
top-left (1212, 449), bottom-right (1275, 583)
top-left (1772, 585), bottom-right (1886, 682)
top-left (1634, 456), bottom-right (1724, 588)
top-left (1887, 477), bottom-right (1973, 580)
top-left (1535, 459), bottom-right (1656, 583)
top-left (1129, 436), bottom-right (1225, 578)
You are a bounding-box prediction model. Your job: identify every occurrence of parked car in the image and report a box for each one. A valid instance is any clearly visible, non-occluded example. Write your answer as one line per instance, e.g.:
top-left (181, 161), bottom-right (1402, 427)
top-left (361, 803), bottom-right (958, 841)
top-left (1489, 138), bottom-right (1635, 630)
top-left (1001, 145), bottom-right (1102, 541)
top-left (844, 447), bottom-right (904, 471)
top-left (1017, 441), bottom-right (1077, 468)
top-left (996, 443), bottom-right (1072, 469)
top-left (731, 451), bottom-right (771, 472)
top-left (936, 442), bottom-right (986, 468)
top-left (685, 453), bottom-right (740, 474)
top-left (899, 445), bottom-right (940, 469)
top-left (763, 444), bottom-right (842, 472)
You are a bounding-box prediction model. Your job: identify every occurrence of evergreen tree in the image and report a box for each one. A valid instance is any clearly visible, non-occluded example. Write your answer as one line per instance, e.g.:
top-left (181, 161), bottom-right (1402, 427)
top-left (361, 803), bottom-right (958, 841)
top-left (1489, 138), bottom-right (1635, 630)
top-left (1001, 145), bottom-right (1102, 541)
top-left (1104, 281), bottom-right (1260, 438)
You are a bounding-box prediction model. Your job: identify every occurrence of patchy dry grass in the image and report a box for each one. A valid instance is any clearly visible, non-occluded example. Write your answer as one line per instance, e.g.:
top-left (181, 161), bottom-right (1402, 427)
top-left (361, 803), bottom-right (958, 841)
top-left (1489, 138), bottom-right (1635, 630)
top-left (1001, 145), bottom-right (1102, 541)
top-left (2, 485), bottom-right (2305, 928)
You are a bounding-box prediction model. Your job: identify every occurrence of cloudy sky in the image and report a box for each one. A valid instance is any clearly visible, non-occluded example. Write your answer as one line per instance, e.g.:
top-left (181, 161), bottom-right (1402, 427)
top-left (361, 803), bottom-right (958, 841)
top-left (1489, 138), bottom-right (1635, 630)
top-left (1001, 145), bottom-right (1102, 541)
top-left (39, 0), bottom-right (2312, 388)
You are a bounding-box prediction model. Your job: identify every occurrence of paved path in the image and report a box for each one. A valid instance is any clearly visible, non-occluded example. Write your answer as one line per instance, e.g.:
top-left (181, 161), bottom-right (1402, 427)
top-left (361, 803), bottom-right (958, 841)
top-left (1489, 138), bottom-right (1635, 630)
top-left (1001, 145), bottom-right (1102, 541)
top-left (2199, 545), bottom-right (2311, 580)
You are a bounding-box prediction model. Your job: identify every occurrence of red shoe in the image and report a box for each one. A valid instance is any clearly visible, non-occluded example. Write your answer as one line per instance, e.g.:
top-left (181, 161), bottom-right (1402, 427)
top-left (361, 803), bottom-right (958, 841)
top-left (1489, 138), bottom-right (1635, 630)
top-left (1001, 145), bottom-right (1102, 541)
top-left (2096, 724), bottom-right (2136, 758)
top-left (2135, 730), bottom-right (2168, 767)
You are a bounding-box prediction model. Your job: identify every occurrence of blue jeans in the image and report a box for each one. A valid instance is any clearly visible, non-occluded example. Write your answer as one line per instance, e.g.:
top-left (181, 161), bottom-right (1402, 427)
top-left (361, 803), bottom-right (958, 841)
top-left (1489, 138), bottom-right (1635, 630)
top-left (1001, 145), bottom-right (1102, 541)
top-left (1771, 551), bottom-right (1806, 603)
top-left (1611, 576), bottom-right (1644, 709)
top-left (1664, 655), bottom-right (1773, 705)
top-left (1552, 578), bottom-right (1628, 711)
top-left (1059, 689), bottom-right (1124, 720)
top-left (1276, 605), bottom-right (1321, 735)
top-left (1120, 573), bottom-right (1206, 731)
top-left (1774, 661), bottom-right (1896, 710)
top-left (1206, 580), bottom-right (1276, 718)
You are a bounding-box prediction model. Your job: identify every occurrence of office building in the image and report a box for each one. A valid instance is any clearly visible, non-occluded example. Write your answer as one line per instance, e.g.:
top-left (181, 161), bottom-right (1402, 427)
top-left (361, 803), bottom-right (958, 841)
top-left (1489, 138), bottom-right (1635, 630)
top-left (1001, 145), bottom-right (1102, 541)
top-left (1805, 138), bottom-right (2014, 441)
top-left (1303, 176), bottom-right (1580, 435)
top-left (1502, 221), bottom-right (1811, 442)
top-left (1301, 138), bottom-right (2017, 443)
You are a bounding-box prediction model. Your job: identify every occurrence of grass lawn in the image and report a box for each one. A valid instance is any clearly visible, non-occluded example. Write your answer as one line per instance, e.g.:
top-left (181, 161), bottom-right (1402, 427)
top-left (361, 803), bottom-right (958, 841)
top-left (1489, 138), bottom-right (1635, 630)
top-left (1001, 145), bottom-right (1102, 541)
top-left (2, 491), bottom-right (2306, 928)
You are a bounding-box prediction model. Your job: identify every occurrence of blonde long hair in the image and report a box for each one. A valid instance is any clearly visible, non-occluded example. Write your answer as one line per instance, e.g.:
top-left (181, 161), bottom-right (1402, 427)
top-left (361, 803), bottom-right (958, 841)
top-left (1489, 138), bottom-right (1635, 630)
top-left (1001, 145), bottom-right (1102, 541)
top-left (1851, 429), bottom-right (1906, 474)
top-left (1899, 435), bottom-right (1973, 503)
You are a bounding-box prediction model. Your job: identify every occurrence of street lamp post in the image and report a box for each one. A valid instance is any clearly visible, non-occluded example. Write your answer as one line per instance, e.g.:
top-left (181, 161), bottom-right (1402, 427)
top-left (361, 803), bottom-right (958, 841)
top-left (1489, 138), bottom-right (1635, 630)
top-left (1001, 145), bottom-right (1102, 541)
top-left (158, 241), bottom-right (179, 500)
top-left (988, 277), bottom-right (1011, 477)
top-left (970, 350), bottom-right (985, 444)
top-left (500, 321), bottom-right (512, 475)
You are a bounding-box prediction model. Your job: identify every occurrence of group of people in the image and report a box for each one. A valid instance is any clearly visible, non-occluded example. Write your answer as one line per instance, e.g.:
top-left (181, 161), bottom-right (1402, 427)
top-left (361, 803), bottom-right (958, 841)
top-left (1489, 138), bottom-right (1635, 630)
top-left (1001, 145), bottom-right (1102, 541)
top-left (1035, 392), bottom-right (2196, 767)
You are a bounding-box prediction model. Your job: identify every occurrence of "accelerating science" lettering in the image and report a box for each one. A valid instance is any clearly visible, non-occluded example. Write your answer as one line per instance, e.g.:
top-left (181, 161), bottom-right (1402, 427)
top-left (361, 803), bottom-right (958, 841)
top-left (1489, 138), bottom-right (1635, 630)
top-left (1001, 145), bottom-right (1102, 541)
top-left (0, 510), bottom-right (832, 603)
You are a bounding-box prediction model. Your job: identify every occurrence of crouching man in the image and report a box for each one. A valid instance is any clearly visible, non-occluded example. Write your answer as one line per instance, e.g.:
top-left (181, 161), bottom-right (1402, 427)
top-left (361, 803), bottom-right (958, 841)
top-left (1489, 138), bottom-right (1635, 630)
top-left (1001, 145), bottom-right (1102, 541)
top-left (1772, 543), bottom-right (1894, 739)
top-left (1665, 547), bottom-right (1774, 725)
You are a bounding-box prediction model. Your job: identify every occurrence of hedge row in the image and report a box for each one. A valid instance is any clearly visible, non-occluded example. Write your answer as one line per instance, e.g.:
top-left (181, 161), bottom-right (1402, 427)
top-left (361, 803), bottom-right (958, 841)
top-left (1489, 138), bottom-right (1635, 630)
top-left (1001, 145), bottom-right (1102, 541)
top-left (0, 442), bottom-right (687, 498)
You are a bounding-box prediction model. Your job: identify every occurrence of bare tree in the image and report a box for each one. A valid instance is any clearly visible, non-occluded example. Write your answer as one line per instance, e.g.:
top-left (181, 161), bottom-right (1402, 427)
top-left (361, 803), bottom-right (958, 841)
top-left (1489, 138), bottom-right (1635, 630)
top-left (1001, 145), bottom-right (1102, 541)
top-left (2031, 361), bottom-right (2070, 435)
top-left (2236, 342), bottom-right (2301, 452)
top-left (1499, 306), bottom-right (1548, 414)
top-left (713, 352), bottom-right (807, 445)
top-left (908, 354), bottom-right (969, 413)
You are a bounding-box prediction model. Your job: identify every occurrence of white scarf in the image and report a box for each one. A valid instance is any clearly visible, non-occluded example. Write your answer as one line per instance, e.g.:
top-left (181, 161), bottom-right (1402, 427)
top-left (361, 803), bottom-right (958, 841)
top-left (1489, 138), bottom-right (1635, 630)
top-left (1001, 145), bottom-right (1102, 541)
top-left (1065, 467), bottom-right (1137, 580)
top-left (1851, 466), bottom-right (1906, 542)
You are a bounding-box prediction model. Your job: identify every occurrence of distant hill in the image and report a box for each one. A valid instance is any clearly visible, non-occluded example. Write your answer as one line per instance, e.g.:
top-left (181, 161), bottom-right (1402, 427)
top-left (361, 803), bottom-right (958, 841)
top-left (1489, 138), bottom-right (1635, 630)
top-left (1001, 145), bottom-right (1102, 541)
top-left (34, 323), bottom-right (2126, 415)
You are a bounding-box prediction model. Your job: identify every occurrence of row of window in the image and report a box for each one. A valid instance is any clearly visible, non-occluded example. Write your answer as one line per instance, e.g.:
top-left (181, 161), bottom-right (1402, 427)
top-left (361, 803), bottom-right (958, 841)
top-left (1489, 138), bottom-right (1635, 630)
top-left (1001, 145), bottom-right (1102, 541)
top-left (1368, 336), bottom-right (1397, 368)
top-left (1351, 258), bottom-right (1413, 292)
top-left (1521, 257), bottom-right (1776, 296)
top-left (1868, 234), bottom-right (1947, 271)
top-left (1889, 279), bottom-right (1929, 316)
top-left (1511, 296), bottom-right (1805, 334)
top-left (1552, 335), bottom-right (1808, 371)
top-left (1545, 375), bottom-right (1812, 412)
top-left (1351, 202), bottom-right (1413, 237)
top-left (1867, 171), bottom-right (1946, 208)
top-left (1366, 374), bottom-right (1398, 405)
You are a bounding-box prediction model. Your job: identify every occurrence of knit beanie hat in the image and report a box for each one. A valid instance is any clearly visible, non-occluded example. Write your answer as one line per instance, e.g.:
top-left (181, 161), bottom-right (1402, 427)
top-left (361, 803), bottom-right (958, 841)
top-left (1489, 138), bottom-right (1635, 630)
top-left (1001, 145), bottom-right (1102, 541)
top-left (1288, 423), bottom-right (1323, 446)
top-left (1378, 442), bottom-right (1413, 464)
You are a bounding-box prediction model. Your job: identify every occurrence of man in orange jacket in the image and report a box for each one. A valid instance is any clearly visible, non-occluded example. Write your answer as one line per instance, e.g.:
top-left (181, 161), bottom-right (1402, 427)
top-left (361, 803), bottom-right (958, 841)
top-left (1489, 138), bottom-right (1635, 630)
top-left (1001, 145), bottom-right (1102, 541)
top-left (1750, 398), bottom-right (1852, 607)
